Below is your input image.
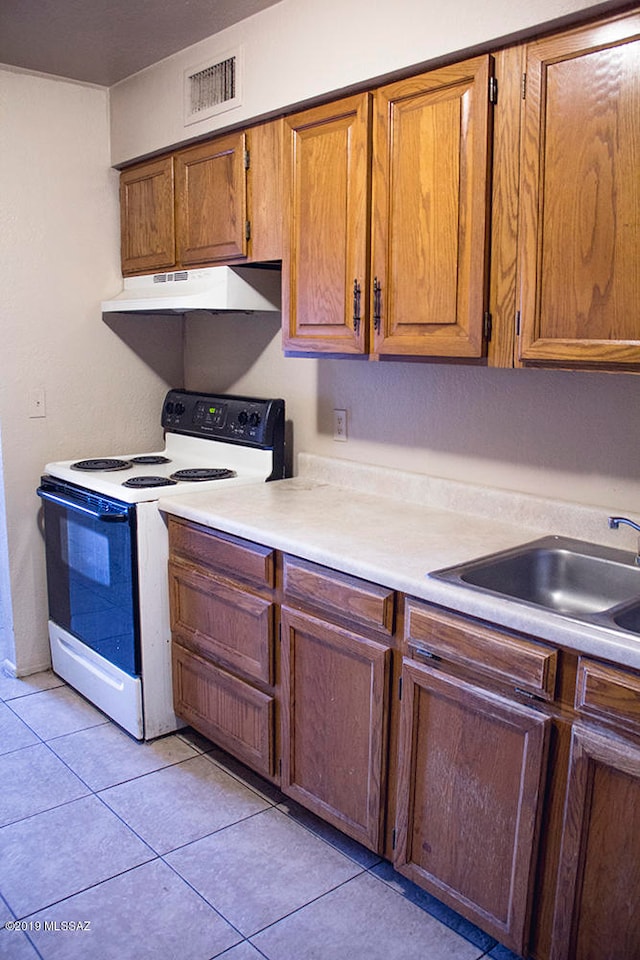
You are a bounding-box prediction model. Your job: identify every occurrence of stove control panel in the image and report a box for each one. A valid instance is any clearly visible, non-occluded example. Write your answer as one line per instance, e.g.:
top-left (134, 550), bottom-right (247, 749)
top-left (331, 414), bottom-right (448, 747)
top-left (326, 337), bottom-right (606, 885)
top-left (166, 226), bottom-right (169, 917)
top-left (162, 390), bottom-right (285, 465)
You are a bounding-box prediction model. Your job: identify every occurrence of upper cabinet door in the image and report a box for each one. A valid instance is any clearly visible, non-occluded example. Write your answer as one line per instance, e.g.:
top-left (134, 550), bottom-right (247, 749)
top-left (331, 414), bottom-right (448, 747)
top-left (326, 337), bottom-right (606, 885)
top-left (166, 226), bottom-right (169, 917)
top-left (120, 157), bottom-right (176, 276)
top-left (518, 13), bottom-right (640, 366)
top-left (282, 94), bottom-right (371, 354)
top-left (372, 56), bottom-right (494, 358)
top-left (175, 131), bottom-right (247, 265)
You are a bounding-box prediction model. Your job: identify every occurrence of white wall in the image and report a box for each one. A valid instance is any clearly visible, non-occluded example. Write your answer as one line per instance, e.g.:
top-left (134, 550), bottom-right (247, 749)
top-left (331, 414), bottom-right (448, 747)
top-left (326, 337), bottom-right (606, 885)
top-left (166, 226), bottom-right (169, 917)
top-left (110, 0), bottom-right (626, 164)
top-left (0, 67), bottom-right (184, 675)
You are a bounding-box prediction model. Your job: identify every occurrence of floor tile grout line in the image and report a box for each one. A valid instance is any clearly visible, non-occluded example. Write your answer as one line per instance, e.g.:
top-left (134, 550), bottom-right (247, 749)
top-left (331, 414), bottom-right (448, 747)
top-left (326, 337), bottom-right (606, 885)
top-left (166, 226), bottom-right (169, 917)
top-left (15, 856), bottom-right (161, 924)
top-left (2, 678), bottom-right (521, 959)
top-left (155, 849), bottom-right (249, 944)
top-left (366, 863), bottom-right (499, 953)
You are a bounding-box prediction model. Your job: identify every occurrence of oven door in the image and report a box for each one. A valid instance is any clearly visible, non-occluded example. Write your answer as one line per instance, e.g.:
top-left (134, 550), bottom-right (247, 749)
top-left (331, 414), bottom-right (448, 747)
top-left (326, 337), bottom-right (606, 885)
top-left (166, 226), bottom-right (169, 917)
top-left (37, 477), bottom-right (140, 676)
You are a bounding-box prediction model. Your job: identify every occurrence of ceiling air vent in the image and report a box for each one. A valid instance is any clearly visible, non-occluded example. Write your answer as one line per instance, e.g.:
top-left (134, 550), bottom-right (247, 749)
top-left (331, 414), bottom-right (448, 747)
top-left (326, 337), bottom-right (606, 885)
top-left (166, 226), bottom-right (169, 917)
top-left (184, 48), bottom-right (242, 126)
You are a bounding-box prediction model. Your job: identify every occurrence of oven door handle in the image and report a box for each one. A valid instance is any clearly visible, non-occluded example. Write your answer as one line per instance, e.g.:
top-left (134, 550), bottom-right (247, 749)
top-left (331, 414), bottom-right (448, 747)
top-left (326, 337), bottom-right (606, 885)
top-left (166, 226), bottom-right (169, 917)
top-left (36, 487), bottom-right (130, 523)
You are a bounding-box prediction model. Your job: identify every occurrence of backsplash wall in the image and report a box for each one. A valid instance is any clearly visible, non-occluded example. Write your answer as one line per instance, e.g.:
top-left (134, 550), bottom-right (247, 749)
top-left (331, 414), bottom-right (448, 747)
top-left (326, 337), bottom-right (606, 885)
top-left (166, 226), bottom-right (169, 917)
top-left (184, 312), bottom-right (640, 516)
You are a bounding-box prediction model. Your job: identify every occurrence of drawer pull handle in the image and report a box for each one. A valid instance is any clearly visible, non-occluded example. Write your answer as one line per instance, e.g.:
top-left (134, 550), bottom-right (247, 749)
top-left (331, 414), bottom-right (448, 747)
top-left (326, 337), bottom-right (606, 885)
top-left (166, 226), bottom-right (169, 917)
top-left (515, 687), bottom-right (545, 703)
top-left (414, 646), bottom-right (440, 662)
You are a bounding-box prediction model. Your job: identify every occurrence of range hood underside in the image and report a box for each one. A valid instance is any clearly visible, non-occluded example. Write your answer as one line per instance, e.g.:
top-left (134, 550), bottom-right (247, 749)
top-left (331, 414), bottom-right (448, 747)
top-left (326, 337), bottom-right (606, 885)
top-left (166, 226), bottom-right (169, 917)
top-left (101, 265), bottom-right (281, 314)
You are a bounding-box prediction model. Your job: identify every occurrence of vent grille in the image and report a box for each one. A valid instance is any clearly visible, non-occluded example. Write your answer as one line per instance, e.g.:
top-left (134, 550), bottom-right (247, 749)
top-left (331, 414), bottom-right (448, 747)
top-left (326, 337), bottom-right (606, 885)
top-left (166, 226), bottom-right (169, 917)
top-left (153, 272), bottom-right (189, 283)
top-left (184, 49), bottom-right (242, 126)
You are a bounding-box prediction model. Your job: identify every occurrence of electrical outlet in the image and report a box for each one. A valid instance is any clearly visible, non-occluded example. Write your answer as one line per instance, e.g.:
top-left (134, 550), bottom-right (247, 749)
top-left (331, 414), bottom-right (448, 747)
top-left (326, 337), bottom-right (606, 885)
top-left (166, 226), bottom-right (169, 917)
top-left (29, 388), bottom-right (46, 419)
top-left (333, 408), bottom-right (347, 442)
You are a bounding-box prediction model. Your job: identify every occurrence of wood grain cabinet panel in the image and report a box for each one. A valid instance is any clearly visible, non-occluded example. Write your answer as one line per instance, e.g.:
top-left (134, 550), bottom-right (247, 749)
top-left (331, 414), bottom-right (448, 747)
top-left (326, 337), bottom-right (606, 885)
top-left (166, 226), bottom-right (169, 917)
top-left (173, 642), bottom-right (274, 777)
top-left (280, 606), bottom-right (391, 851)
top-left (517, 11), bottom-right (640, 367)
top-left (283, 94), bottom-right (371, 354)
top-left (550, 724), bottom-right (640, 960)
top-left (575, 657), bottom-right (640, 737)
top-left (169, 558), bottom-right (274, 684)
top-left (119, 156), bottom-right (175, 275)
top-left (283, 555), bottom-right (394, 634)
top-left (282, 57), bottom-right (494, 359)
top-left (175, 131), bottom-right (248, 265)
top-left (405, 599), bottom-right (557, 699)
top-left (372, 56), bottom-right (494, 358)
top-left (395, 658), bottom-right (550, 954)
top-left (169, 516), bottom-right (275, 589)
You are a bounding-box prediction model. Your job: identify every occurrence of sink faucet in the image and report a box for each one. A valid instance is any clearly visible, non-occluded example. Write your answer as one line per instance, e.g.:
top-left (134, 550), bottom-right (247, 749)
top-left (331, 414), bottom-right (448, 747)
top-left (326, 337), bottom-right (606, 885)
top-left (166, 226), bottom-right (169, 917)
top-left (608, 516), bottom-right (640, 565)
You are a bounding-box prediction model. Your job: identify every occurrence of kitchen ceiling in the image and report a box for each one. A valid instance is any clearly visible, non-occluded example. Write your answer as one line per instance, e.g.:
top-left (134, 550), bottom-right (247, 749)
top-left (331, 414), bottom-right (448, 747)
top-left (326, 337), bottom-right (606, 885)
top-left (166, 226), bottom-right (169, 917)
top-left (0, 0), bottom-right (283, 86)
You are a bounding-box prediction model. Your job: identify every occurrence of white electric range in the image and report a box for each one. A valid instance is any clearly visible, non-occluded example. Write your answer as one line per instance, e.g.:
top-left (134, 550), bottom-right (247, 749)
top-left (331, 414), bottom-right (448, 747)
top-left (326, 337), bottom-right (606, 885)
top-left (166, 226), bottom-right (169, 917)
top-left (37, 390), bottom-right (285, 739)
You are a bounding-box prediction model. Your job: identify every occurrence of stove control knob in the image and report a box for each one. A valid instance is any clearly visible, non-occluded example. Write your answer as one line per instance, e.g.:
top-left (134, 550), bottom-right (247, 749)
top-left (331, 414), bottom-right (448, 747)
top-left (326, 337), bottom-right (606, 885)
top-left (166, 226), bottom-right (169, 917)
top-left (238, 410), bottom-right (249, 425)
top-left (165, 401), bottom-right (174, 414)
top-left (175, 402), bottom-right (185, 416)
top-left (249, 412), bottom-right (261, 427)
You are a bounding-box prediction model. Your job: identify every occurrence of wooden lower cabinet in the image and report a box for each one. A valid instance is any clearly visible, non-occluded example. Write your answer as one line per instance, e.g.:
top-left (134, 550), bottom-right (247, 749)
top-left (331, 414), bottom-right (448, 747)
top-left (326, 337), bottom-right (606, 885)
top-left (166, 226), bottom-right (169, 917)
top-left (279, 606), bottom-right (391, 852)
top-left (168, 518), bottom-right (277, 781)
top-left (173, 642), bottom-right (275, 777)
top-left (550, 726), bottom-right (640, 960)
top-left (167, 518), bottom-right (640, 959)
top-left (394, 657), bottom-right (550, 955)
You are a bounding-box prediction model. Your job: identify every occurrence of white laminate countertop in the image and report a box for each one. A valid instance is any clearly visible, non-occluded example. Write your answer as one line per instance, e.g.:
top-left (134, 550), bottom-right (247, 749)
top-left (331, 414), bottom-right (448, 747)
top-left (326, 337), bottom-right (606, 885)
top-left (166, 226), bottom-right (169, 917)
top-left (159, 454), bottom-right (640, 671)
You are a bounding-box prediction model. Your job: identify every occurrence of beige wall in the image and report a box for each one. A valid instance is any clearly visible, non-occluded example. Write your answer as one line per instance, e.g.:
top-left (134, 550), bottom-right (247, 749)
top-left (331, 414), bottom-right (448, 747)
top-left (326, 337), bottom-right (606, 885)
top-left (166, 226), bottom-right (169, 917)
top-left (0, 67), bottom-right (184, 674)
top-left (110, 0), bottom-right (640, 520)
top-left (110, 0), bottom-right (626, 164)
top-left (184, 313), bottom-right (640, 515)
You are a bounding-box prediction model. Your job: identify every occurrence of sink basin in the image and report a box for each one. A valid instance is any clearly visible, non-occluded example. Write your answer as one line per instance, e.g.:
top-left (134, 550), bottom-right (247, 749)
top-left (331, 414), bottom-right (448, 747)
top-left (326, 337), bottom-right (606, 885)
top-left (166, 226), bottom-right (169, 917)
top-left (431, 536), bottom-right (640, 621)
top-left (614, 603), bottom-right (640, 634)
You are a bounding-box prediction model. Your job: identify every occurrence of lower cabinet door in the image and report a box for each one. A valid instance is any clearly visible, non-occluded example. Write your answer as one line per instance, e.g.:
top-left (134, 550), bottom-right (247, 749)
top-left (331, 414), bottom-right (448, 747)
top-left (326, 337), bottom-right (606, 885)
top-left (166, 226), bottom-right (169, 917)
top-left (172, 642), bottom-right (274, 778)
top-left (280, 607), bottom-right (391, 851)
top-left (394, 658), bottom-right (550, 954)
top-left (550, 724), bottom-right (640, 960)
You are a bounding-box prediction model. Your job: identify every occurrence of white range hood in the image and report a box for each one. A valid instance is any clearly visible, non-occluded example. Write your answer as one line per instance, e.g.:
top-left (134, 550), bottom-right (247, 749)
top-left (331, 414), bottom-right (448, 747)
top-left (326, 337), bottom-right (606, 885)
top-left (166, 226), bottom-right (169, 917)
top-left (101, 265), bottom-right (281, 314)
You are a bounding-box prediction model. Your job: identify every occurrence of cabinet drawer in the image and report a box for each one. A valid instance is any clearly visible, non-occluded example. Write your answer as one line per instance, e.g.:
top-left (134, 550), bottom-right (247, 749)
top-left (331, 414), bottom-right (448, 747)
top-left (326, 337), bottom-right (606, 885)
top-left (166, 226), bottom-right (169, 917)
top-left (168, 517), bottom-right (275, 589)
top-left (283, 555), bottom-right (395, 635)
top-left (172, 643), bottom-right (274, 778)
top-left (169, 558), bottom-right (274, 683)
top-left (405, 600), bottom-right (557, 700)
top-left (575, 658), bottom-right (640, 736)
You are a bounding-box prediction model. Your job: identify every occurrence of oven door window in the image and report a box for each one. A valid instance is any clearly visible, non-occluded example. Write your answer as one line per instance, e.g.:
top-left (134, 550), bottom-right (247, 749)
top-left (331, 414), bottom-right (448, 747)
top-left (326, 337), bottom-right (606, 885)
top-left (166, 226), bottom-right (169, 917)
top-left (43, 498), bottom-right (140, 676)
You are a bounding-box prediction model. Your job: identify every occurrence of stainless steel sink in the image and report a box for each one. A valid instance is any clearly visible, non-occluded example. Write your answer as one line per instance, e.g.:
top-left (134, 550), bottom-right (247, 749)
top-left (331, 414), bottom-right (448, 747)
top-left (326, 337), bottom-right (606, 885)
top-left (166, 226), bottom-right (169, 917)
top-left (614, 603), bottom-right (640, 634)
top-left (430, 536), bottom-right (640, 633)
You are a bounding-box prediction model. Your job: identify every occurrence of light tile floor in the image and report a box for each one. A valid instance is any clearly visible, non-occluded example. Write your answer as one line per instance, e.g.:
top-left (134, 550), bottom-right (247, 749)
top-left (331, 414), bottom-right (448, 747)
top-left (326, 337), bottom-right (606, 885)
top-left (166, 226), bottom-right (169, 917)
top-left (0, 668), bottom-right (525, 960)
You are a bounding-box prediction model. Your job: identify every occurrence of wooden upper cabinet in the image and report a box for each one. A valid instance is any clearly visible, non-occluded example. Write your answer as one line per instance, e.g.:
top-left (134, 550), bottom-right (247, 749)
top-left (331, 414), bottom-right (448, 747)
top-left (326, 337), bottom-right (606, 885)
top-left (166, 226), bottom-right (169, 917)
top-left (283, 94), bottom-right (371, 354)
top-left (120, 156), bottom-right (176, 276)
top-left (175, 131), bottom-right (248, 265)
top-left (518, 12), bottom-right (640, 367)
top-left (372, 56), bottom-right (494, 358)
top-left (247, 119), bottom-right (283, 262)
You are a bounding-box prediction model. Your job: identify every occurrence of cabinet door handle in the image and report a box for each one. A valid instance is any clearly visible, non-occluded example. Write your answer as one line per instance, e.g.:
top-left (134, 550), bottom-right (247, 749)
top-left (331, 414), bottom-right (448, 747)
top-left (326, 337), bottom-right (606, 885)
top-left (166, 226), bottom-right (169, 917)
top-left (353, 279), bottom-right (361, 332)
top-left (373, 277), bottom-right (382, 333)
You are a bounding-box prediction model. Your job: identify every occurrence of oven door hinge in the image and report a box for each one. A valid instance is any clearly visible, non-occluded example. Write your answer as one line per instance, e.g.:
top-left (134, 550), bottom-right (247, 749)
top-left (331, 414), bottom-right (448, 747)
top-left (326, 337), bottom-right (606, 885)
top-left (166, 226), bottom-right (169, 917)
top-left (489, 76), bottom-right (498, 104)
top-left (483, 312), bottom-right (492, 342)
